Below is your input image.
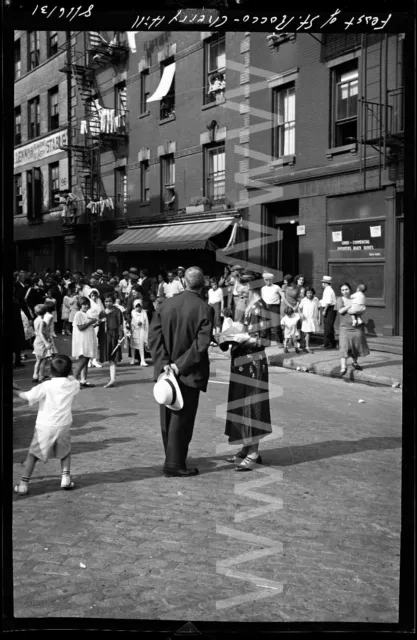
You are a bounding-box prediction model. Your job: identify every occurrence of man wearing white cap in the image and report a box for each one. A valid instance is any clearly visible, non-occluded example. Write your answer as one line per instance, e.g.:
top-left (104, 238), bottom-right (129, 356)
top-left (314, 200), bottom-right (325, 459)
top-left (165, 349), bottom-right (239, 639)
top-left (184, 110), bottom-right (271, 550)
top-left (148, 267), bottom-right (214, 477)
top-left (261, 272), bottom-right (282, 344)
top-left (320, 275), bottom-right (337, 349)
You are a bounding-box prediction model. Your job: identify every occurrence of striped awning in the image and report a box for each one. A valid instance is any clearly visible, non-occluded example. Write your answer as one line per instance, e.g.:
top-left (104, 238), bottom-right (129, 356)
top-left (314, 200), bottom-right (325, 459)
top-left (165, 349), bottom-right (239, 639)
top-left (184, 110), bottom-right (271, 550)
top-left (106, 218), bottom-right (235, 252)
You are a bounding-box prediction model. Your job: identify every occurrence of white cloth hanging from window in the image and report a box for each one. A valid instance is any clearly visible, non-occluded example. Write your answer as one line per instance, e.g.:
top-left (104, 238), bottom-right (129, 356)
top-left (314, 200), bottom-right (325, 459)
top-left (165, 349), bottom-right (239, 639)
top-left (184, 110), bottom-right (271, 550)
top-left (147, 63), bottom-right (176, 103)
top-left (127, 32), bottom-right (137, 53)
top-left (80, 120), bottom-right (88, 134)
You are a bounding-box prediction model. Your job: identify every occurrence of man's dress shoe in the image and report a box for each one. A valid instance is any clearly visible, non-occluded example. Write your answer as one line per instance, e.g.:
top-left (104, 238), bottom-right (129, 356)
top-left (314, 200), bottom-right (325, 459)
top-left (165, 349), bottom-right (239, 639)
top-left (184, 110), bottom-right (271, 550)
top-left (163, 468), bottom-right (199, 478)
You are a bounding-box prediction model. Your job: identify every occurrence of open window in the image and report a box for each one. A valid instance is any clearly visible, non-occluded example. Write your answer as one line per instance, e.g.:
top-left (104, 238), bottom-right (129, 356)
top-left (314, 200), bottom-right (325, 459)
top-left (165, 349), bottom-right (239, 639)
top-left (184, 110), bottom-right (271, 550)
top-left (205, 34), bottom-right (226, 104)
top-left (49, 86), bottom-right (59, 131)
top-left (28, 96), bottom-right (40, 139)
top-left (205, 144), bottom-right (225, 206)
top-left (28, 31), bottom-right (40, 70)
top-left (272, 84), bottom-right (295, 158)
top-left (332, 61), bottom-right (359, 148)
top-left (161, 154), bottom-right (175, 209)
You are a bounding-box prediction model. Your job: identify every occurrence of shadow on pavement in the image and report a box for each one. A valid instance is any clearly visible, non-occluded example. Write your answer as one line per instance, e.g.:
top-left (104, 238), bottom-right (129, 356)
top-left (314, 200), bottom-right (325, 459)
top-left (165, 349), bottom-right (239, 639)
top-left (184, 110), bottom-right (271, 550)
top-left (13, 435), bottom-right (401, 499)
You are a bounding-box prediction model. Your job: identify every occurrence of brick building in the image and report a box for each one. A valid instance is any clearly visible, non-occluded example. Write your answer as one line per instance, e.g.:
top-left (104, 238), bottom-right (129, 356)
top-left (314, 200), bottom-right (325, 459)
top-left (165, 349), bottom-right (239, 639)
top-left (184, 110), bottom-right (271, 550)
top-left (13, 30), bottom-right (72, 272)
top-left (13, 30), bottom-right (404, 335)
top-left (240, 32), bottom-right (405, 336)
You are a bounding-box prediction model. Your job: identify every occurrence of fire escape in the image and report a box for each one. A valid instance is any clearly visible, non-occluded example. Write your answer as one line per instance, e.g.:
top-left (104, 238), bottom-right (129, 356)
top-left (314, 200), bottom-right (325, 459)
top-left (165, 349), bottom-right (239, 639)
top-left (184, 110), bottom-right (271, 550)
top-left (357, 34), bottom-right (404, 191)
top-left (58, 31), bottom-right (129, 265)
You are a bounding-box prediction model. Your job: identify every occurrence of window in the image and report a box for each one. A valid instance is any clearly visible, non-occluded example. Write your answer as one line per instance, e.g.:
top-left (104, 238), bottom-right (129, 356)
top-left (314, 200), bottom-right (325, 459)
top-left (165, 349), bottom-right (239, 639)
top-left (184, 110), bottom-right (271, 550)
top-left (26, 167), bottom-right (42, 220)
top-left (49, 162), bottom-right (60, 207)
top-left (28, 31), bottom-right (40, 70)
top-left (140, 70), bottom-right (149, 114)
top-left (14, 174), bottom-right (22, 216)
top-left (206, 144), bottom-right (225, 204)
top-left (205, 34), bottom-right (226, 104)
top-left (333, 61), bottom-right (359, 147)
top-left (49, 86), bottom-right (59, 131)
top-left (273, 85), bottom-right (295, 158)
top-left (48, 31), bottom-right (58, 57)
top-left (160, 58), bottom-right (175, 120)
top-left (140, 161), bottom-right (150, 202)
top-left (28, 96), bottom-right (40, 139)
top-left (161, 155), bottom-right (175, 206)
top-left (14, 106), bottom-right (21, 146)
top-left (115, 81), bottom-right (127, 112)
top-left (115, 167), bottom-right (127, 218)
top-left (14, 40), bottom-right (21, 80)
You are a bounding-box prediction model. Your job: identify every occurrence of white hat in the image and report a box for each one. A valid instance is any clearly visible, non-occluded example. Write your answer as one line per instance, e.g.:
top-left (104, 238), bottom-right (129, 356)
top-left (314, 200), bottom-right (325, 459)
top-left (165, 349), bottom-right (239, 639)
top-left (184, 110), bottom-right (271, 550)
top-left (153, 368), bottom-right (184, 411)
top-left (262, 272), bottom-right (274, 278)
top-left (322, 275), bottom-right (332, 283)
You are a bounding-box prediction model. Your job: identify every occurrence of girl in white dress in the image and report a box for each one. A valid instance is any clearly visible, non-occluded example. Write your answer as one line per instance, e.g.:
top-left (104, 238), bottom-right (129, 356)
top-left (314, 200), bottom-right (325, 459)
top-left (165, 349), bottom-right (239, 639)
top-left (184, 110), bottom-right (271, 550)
top-left (62, 283), bottom-right (78, 335)
top-left (32, 304), bottom-right (53, 383)
top-left (87, 289), bottom-right (104, 368)
top-left (280, 306), bottom-right (301, 354)
top-left (129, 299), bottom-right (149, 366)
top-left (72, 297), bottom-right (100, 388)
top-left (298, 286), bottom-right (320, 353)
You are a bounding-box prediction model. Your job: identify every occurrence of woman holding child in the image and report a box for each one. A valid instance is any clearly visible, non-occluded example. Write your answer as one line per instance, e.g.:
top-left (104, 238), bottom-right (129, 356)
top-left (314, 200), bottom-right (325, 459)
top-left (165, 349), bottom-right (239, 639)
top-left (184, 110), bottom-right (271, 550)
top-left (337, 283), bottom-right (370, 376)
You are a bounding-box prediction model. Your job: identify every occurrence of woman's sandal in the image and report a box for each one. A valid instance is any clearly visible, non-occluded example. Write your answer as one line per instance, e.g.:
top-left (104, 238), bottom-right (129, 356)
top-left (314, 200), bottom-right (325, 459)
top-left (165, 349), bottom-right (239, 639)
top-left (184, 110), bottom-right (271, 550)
top-left (235, 455), bottom-right (263, 471)
top-left (225, 451), bottom-right (246, 463)
top-left (14, 484), bottom-right (28, 496)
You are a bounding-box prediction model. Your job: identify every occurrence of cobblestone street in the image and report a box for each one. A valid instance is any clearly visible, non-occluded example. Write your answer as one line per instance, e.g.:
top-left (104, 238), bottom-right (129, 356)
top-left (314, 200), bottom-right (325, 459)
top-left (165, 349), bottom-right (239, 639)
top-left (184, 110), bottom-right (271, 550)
top-left (12, 338), bottom-right (402, 622)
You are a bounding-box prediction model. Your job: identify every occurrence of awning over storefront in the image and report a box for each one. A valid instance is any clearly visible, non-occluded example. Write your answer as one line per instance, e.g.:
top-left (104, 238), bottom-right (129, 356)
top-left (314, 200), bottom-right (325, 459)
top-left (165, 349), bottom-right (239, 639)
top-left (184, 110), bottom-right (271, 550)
top-left (106, 218), bottom-right (236, 252)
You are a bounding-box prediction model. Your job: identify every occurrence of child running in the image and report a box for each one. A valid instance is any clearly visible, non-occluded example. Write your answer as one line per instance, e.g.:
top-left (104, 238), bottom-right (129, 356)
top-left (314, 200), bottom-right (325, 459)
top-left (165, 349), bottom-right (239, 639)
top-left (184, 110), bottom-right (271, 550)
top-left (13, 354), bottom-right (80, 495)
top-left (281, 306), bottom-right (301, 354)
top-left (347, 283), bottom-right (367, 326)
top-left (32, 304), bottom-right (53, 383)
top-left (97, 293), bottom-right (124, 388)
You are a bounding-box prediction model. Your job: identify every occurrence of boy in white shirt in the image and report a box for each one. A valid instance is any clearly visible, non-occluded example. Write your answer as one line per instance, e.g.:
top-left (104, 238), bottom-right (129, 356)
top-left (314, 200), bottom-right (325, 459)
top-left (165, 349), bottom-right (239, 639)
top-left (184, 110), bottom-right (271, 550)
top-left (347, 284), bottom-right (367, 326)
top-left (13, 354), bottom-right (80, 495)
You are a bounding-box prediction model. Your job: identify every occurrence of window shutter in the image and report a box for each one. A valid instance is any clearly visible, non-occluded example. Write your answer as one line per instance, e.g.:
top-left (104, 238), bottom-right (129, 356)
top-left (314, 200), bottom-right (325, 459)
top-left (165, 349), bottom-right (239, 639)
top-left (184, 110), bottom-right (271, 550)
top-left (33, 167), bottom-right (42, 217)
top-left (59, 158), bottom-right (69, 191)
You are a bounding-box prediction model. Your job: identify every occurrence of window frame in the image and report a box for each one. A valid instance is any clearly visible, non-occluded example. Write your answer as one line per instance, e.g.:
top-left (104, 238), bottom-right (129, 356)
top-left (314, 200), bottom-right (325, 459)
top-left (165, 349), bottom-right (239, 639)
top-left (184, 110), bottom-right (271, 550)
top-left (140, 160), bottom-right (150, 203)
top-left (14, 174), bottom-right (23, 216)
top-left (28, 30), bottom-right (40, 70)
top-left (114, 81), bottom-right (127, 112)
top-left (140, 69), bottom-right (149, 115)
top-left (160, 154), bottom-right (175, 206)
top-left (272, 83), bottom-right (296, 159)
top-left (14, 40), bottom-right (21, 81)
top-left (48, 86), bottom-right (59, 131)
top-left (205, 34), bottom-right (226, 105)
top-left (47, 31), bottom-right (58, 57)
top-left (332, 61), bottom-right (359, 148)
top-left (14, 106), bottom-right (22, 146)
top-left (49, 162), bottom-right (60, 208)
top-left (160, 57), bottom-right (175, 120)
top-left (205, 143), bottom-right (226, 205)
top-left (115, 167), bottom-right (127, 218)
top-left (28, 96), bottom-right (40, 140)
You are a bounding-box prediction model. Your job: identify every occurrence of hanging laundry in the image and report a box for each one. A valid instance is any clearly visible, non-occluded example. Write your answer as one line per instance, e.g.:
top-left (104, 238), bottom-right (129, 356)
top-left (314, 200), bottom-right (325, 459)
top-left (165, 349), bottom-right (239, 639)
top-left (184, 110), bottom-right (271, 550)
top-left (127, 32), bottom-right (137, 53)
top-left (80, 120), bottom-right (88, 134)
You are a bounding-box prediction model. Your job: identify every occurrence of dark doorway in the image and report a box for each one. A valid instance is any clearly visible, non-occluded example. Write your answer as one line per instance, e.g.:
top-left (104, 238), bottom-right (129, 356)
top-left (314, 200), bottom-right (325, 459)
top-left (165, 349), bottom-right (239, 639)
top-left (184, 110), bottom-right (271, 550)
top-left (277, 222), bottom-right (299, 277)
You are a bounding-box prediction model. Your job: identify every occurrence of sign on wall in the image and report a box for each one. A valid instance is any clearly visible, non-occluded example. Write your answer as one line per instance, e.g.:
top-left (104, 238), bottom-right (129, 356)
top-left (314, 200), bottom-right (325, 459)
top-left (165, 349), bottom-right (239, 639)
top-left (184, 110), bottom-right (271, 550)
top-left (14, 129), bottom-right (68, 169)
top-left (328, 220), bottom-right (385, 260)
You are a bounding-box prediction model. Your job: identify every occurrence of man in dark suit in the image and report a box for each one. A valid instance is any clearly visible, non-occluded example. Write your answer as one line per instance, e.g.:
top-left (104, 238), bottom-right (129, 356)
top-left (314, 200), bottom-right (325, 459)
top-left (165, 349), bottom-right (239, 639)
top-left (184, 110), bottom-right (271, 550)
top-left (148, 267), bottom-right (214, 478)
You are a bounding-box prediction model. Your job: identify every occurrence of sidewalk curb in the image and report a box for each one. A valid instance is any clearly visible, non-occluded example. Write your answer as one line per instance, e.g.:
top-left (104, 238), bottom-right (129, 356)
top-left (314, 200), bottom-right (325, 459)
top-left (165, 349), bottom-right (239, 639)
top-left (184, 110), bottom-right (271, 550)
top-left (267, 354), bottom-right (402, 389)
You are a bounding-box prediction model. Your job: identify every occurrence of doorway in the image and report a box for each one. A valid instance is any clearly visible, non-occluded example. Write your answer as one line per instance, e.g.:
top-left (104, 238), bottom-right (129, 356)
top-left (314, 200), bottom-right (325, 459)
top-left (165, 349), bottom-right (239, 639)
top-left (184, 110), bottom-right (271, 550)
top-left (396, 216), bottom-right (403, 336)
top-left (276, 222), bottom-right (299, 277)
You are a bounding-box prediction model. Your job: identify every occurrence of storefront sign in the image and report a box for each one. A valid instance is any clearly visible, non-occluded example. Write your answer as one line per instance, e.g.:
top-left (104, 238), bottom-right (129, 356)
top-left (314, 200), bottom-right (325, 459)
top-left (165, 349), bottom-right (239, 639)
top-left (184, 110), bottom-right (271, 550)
top-left (296, 225), bottom-right (306, 236)
top-left (14, 130), bottom-right (68, 169)
top-left (328, 221), bottom-right (385, 260)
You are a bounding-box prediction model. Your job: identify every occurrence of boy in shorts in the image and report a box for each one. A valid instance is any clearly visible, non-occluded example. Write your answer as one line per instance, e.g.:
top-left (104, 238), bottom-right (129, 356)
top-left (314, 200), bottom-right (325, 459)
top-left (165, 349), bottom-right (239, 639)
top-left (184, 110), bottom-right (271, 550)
top-left (13, 354), bottom-right (80, 495)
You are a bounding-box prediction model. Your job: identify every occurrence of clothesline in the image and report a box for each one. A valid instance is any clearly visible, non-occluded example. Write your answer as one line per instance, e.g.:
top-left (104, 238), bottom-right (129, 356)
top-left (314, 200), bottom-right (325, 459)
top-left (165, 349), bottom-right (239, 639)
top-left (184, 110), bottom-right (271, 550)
top-left (86, 197), bottom-right (114, 216)
top-left (80, 109), bottom-right (126, 135)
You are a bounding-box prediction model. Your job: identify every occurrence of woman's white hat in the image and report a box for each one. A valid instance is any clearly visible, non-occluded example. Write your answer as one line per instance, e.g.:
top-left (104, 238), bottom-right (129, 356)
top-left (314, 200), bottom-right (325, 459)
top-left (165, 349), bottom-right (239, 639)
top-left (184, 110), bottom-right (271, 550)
top-left (153, 368), bottom-right (183, 411)
top-left (133, 299), bottom-right (142, 308)
top-left (89, 288), bottom-right (99, 296)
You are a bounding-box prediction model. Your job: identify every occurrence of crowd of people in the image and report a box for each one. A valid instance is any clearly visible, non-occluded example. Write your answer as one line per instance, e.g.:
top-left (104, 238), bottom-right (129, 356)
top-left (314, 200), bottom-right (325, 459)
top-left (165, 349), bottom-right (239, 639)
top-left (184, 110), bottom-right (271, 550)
top-left (13, 263), bottom-right (370, 492)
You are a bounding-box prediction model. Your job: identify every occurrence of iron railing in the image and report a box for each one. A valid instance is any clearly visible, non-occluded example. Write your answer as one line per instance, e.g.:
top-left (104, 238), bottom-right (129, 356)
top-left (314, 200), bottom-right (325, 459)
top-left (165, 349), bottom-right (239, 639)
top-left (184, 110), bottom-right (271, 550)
top-left (387, 87), bottom-right (404, 136)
